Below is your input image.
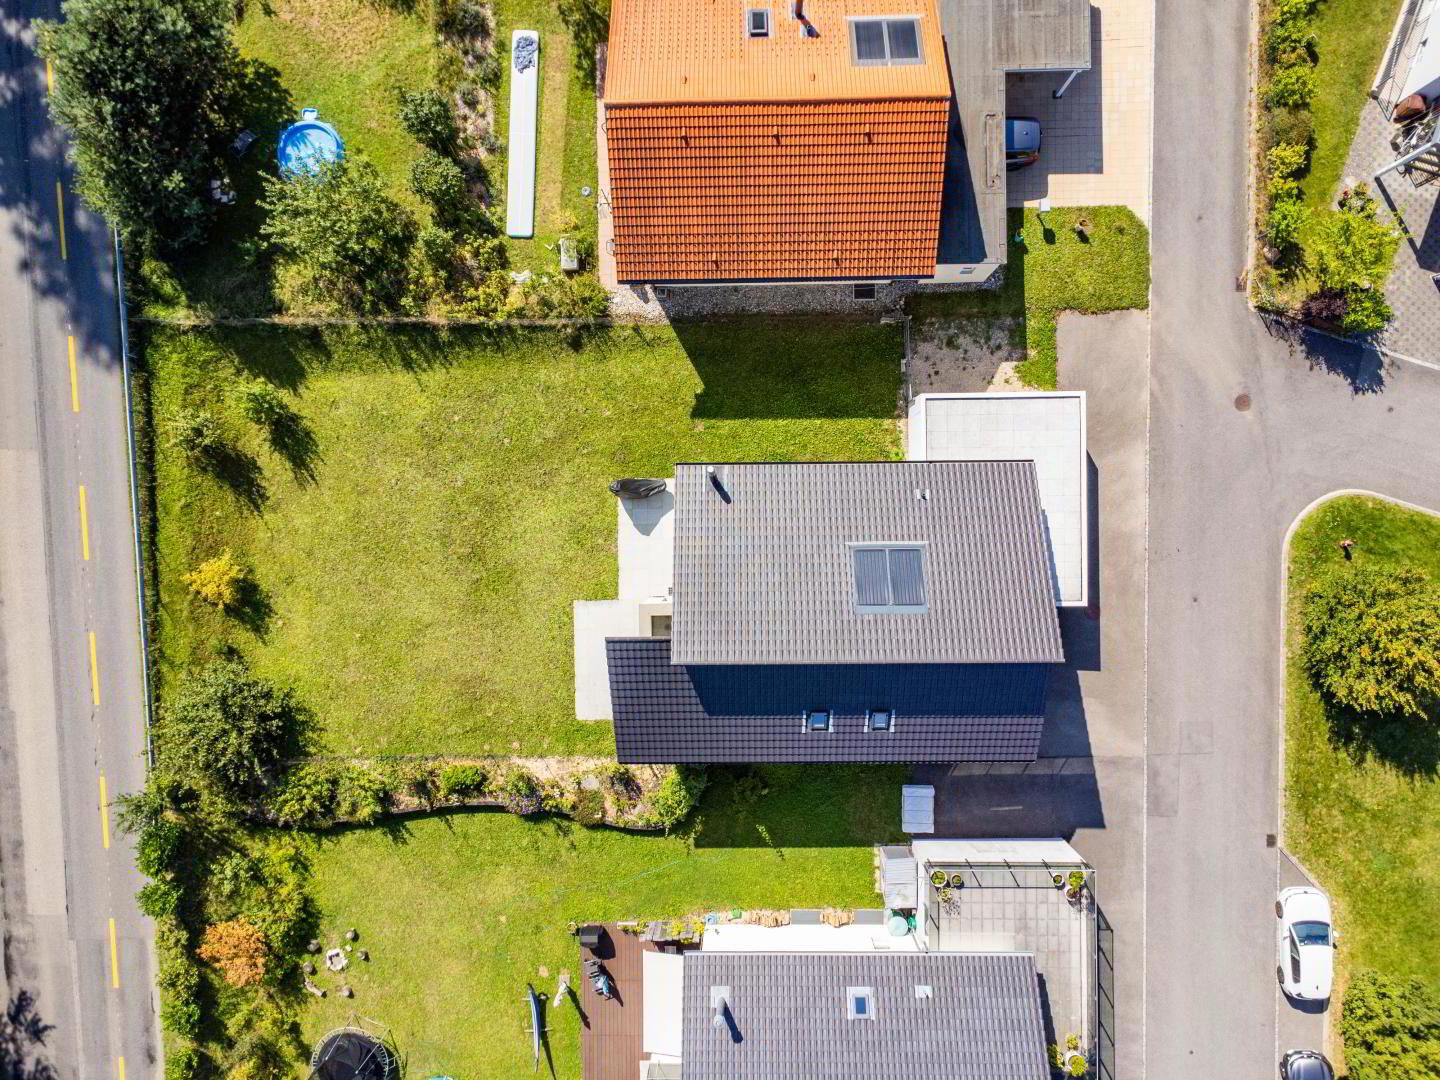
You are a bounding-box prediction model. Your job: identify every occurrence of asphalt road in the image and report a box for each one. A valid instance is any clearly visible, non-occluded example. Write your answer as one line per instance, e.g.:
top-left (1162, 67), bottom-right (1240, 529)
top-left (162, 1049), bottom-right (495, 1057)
top-left (0, 8), bottom-right (160, 1078)
top-left (1148, 0), bottom-right (1440, 1076)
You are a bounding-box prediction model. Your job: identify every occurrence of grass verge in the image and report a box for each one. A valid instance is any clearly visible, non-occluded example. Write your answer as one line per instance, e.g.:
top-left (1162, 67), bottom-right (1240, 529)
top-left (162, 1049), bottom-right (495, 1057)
top-left (299, 764), bottom-right (905, 1078)
top-left (144, 321), bottom-right (902, 757)
top-left (1285, 495), bottom-right (1440, 997)
top-left (906, 207), bottom-right (1150, 388)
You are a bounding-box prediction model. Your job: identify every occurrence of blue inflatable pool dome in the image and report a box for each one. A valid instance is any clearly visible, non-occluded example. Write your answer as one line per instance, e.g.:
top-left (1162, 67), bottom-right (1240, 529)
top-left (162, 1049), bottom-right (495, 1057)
top-left (277, 108), bottom-right (344, 177)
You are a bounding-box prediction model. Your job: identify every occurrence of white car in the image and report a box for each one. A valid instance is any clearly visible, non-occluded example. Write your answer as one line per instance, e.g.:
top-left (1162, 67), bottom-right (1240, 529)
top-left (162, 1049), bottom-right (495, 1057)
top-left (1277, 887), bottom-right (1336, 1001)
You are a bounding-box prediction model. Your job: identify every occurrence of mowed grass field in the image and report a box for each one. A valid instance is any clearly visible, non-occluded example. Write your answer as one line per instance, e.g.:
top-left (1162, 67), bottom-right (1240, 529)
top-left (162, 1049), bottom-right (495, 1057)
top-left (143, 321), bottom-right (903, 757)
top-left (300, 764), bottom-right (905, 1078)
top-left (1285, 495), bottom-right (1440, 994)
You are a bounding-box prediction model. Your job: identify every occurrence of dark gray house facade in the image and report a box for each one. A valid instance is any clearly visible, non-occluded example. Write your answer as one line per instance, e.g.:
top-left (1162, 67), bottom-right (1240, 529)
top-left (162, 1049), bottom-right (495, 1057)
top-left (605, 461), bottom-right (1064, 764)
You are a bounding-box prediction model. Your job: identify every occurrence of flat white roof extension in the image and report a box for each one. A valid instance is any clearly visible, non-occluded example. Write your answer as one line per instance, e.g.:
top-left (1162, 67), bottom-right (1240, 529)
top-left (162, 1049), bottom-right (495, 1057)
top-left (908, 391), bottom-right (1088, 606)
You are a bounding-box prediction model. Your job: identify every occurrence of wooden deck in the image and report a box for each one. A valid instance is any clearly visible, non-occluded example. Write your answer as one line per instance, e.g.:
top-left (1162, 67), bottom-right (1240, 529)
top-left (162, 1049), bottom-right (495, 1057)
top-left (580, 925), bottom-right (652, 1080)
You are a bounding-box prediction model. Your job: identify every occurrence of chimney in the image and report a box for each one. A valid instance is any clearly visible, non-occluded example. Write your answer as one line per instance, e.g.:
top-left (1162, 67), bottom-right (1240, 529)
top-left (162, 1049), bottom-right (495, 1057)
top-left (706, 465), bottom-right (732, 504)
top-left (790, 0), bottom-right (803, 20)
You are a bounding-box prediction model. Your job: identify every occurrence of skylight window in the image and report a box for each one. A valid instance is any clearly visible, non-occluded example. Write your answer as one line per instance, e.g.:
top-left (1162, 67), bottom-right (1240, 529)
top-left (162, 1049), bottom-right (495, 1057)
top-left (748, 7), bottom-right (771, 37)
top-left (868, 709), bottom-right (894, 732)
top-left (803, 709), bottom-right (832, 733)
top-left (847, 987), bottom-right (876, 1020)
top-left (852, 545), bottom-right (927, 612)
top-left (849, 18), bottom-right (923, 65)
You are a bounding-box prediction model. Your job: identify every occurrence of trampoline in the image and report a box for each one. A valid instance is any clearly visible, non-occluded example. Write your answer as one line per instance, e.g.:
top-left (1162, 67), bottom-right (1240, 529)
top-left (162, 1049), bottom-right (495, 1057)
top-left (278, 109), bottom-right (345, 177)
top-left (310, 1027), bottom-right (393, 1080)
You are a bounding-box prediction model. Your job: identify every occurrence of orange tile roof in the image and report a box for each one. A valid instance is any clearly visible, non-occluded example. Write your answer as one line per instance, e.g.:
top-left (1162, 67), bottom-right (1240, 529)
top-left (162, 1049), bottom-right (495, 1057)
top-left (606, 99), bottom-right (947, 282)
top-left (605, 0), bottom-right (950, 105)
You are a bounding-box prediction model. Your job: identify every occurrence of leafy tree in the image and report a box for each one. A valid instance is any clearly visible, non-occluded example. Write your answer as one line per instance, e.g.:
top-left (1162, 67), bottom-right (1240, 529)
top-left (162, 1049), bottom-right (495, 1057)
top-left (184, 550), bottom-right (246, 609)
top-left (1311, 185), bottom-right (1401, 295)
top-left (137, 879), bottom-right (184, 919)
top-left (396, 88), bottom-right (459, 154)
top-left (164, 1046), bottom-right (206, 1080)
top-left (409, 150), bottom-right (469, 219)
top-left (645, 765), bottom-right (708, 830)
top-left (1340, 287), bottom-right (1394, 334)
top-left (36, 0), bottom-right (239, 247)
top-left (1340, 970), bottom-right (1440, 1079)
top-left (260, 157), bottom-right (416, 313)
top-left (158, 657), bottom-right (299, 801)
top-left (1302, 564), bottom-right (1440, 718)
top-left (196, 918), bottom-right (268, 987)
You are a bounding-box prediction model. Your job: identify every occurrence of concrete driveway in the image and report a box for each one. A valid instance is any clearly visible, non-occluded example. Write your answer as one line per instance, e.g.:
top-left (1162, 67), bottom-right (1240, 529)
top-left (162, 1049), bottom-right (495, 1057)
top-left (915, 307), bottom-right (1149, 1080)
top-left (1007, 0), bottom-right (1153, 221)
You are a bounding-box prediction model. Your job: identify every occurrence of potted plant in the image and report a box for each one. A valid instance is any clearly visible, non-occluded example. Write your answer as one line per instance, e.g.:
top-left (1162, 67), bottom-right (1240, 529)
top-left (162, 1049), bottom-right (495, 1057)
top-left (1052, 873), bottom-right (1065, 889)
top-left (1066, 870), bottom-right (1086, 904)
top-left (1049, 1034), bottom-right (1088, 1077)
top-left (930, 869), bottom-right (947, 888)
top-left (948, 871), bottom-right (965, 889)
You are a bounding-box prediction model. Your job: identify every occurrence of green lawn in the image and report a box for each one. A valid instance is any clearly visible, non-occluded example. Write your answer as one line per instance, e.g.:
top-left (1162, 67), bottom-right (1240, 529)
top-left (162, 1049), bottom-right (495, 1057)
top-left (136, 0), bottom-right (600, 315)
top-left (144, 321), bottom-right (903, 757)
top-left (906, 207), bottom-right (1150, 388)
top-left (1303, 0), bottom-right (1405, 213)
top-left (300, 764), bottom-right (905, 1078)
top-left (1285, 495), bottom-right (1440, 997)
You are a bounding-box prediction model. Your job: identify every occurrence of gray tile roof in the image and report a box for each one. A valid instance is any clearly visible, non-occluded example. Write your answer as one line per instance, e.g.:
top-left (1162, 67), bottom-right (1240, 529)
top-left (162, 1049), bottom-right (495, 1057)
top-left (670, 462), bottom-right (1063, 666)
top-left (606, 638), bottom-right (1047, 764)
top-left (680, 951), bottom-right (1050, 1080)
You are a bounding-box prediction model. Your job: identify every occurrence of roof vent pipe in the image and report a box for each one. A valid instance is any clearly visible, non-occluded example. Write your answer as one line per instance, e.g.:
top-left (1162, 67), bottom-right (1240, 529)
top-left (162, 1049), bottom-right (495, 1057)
top-left (706, 465), bottom-right (732, 504)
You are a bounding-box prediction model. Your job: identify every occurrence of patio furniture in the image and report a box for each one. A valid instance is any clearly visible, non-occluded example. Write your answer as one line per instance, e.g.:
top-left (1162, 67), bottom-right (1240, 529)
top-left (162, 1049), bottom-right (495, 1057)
top-left (577, 924), bottom-right (605, 952)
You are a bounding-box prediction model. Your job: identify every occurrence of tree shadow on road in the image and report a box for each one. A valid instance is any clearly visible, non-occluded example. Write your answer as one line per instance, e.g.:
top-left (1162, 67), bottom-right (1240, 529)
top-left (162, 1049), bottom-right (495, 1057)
top-left (1261, 313), bottom-right (1388, 395)
top-left (0, 990), bottom-right (58, 1080)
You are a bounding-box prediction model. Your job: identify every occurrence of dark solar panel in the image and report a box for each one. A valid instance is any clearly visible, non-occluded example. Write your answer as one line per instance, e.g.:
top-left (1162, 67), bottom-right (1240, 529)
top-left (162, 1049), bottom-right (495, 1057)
top-left (888, 547), bottom-right (925, 606)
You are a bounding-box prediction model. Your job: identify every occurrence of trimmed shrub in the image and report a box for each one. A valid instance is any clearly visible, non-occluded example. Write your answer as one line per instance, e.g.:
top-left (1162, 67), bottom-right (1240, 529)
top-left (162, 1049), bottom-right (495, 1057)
top-left (438, 763), bottom-right (488, 798)
top-left (1266, 64), bottom-right (1317, 108)
top-left (497, 767), bottom-right (542, 815)
top-left (1266, 198), bottom-right (1308, 251)
top-left (1263, 107), bottom-right (1313, 152)
top-left (1268, 175), bottom-right (1302, 204)
top-left (1302, 564), bottom-right (1440, 717)
top-left (164, 1046), bottom-right (205, 1080)
top-left (573, 785), bottom-right (606, 826)
top-left (1311, 186), bottom-right (1400, 294)
top-left (396, 88), bottom-right (459, 154)
top-left (234, 381), bottom-right (287, 427)
top-left (167, 408), bottom-right (225, 461)
top-left (1267, 141), bottom-right (1310, 179)
top-left (333, 765), bottom-right (390, 823)
top-left (409, 149), bottom-right (468, 218)
top-left (197, 917), bottom-right (268, 987)
top-left (268, 762), bottom-right (338, 826)
top-left (183, 549), bottom-right (246, 609)
top-left (137, 879), bottom-right (184, 920)
top-left (1272, 0), bottom-right (1320, 20)
top-left (1340, 287), bottom-right (1393, 334)
top-left (1299, 288), bottom-right (1348, 324)
top-left (136, 818), bottom-right (187, 878)
top-left (646, 766), bottom-right (708, 830)
top-left (1265, 16), bottom-right (1314, 62)
top-left (1340, 970), bottom-right (1440, 1079)
top-left (157, 942), bottom-right (203, 1039)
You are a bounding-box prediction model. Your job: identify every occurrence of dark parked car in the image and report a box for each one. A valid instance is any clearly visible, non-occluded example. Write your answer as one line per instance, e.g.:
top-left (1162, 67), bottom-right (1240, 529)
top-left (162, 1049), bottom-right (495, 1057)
top-left (1281, 1050), bottom-right (1334, 1080)
top-left (1005, 116), bottom-right (1042, 169)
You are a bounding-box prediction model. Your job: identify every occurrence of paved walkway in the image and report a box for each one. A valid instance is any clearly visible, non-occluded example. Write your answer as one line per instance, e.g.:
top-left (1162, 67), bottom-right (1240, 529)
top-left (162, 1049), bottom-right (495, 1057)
top-left (1007, 0), bottom-right (1153, 222)
top-left (1337, 98), bottom-right (1440, 363)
